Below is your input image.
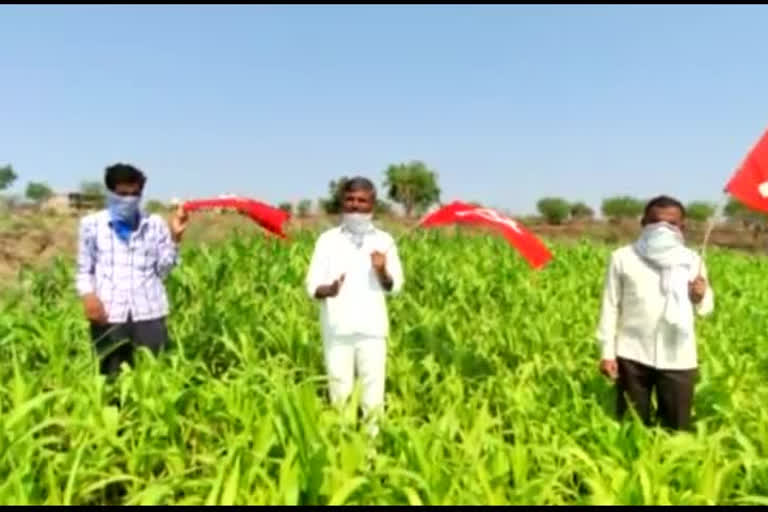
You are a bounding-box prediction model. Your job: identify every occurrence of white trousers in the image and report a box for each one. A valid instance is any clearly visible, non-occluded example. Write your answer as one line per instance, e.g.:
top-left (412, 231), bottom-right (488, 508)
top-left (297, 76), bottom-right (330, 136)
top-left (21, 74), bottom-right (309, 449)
top-left (323, 334), bottom-right (387, 426)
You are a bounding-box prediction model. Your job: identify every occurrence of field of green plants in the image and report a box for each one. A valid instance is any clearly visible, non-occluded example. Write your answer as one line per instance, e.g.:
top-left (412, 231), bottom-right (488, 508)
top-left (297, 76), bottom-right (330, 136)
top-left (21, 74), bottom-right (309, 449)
top-left (2, 229), bottom-right (768, 505)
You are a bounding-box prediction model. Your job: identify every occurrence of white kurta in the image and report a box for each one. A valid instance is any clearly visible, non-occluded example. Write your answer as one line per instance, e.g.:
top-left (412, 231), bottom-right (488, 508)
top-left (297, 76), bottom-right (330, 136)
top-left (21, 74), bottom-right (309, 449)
top-left (596, 245), bottom-right (714, 370)
top-left (306, 226), bottom-right (404, 340)
top-left (305, 225), bottom-right (404, 430)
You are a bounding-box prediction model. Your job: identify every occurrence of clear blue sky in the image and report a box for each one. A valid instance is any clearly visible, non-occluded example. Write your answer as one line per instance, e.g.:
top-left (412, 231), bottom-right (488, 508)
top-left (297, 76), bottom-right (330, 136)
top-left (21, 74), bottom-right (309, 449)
top-left (2, 4), bottom-right (768, 214)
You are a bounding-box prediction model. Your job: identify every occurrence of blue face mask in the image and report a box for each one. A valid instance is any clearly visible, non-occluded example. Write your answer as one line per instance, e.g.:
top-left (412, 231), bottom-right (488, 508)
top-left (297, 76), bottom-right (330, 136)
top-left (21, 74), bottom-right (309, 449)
top-left (107, 191), bottom-right (141, 224)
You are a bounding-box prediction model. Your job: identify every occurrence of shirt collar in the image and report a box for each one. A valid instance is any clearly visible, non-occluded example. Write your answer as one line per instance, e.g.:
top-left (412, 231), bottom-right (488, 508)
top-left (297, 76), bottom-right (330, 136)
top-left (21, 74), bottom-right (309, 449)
top-left (103, 209), bottom-right (150, 230)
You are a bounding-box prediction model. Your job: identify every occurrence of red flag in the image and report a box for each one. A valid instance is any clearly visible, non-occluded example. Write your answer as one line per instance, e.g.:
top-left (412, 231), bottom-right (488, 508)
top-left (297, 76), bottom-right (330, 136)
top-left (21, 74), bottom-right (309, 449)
top-left (182, 197), bottom-right (290, 238)
top-left (725, 127), bottom-right (768, 213)
top-left (419, 201), bottom-right (553, 269)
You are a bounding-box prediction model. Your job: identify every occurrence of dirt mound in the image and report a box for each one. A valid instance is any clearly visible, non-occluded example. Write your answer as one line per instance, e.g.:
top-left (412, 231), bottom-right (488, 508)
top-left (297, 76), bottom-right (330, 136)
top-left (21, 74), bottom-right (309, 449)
top-left (0, 216), bottom-right (78, 284)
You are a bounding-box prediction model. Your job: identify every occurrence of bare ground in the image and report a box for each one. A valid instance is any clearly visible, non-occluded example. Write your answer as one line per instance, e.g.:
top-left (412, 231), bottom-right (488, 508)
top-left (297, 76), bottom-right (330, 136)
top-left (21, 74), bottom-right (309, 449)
top-left (1, 212), bottom-right (765, 286)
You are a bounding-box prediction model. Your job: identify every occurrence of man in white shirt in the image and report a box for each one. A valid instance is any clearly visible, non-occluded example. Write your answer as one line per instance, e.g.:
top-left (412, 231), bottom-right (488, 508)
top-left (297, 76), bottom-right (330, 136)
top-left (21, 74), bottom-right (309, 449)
top-left (305, 177), bottom-right (404, 435)
top-left (596, 195), bottom-right (714, 431)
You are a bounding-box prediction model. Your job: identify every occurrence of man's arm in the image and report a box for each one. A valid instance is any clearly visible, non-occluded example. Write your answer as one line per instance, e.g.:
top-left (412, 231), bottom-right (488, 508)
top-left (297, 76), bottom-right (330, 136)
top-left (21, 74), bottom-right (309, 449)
top-left (693, 258), bottom-right (714, 316)
top-left (596, 252), bottom-right (622, 362)
top-left (155, 218), bottom-right (180, 280)
top-left (306, 236), bottom-right (328, 299)
top-left (76, 218), bottom-right (107, 324)
top-left (75, 218), bottom-right (96, 297)
top-left (381, 238), bottom-right (404, 295)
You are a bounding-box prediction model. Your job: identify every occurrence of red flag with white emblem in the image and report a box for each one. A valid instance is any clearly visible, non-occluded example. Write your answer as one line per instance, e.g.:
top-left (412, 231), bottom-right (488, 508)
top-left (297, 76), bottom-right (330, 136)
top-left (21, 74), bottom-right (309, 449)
top-left (182, 197), bottom-right (290, 238)
top-left (419, 201), bottom-right (553, 269)
top-left (725, 127), bottom-right (768, 213)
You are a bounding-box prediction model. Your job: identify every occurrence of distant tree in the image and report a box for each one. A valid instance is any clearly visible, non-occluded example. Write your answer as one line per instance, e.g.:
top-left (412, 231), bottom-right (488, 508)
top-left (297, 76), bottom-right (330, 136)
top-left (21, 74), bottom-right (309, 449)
top-left (536, 197), bottom-right (571, 225)
top-left (601, 196), bottom-right (644, 220)
top-left (321, 177), bottom-right (348, 215)
top-left (322, 176), bottom-right (400, 216)
top-left (80, 180), bottom-right (106, 197)
top-left (25, 182), bottom-right (54, 203)
top-left (278, 202), bottom-right (293, 216)
top-left (297, 199), bottom-right (312, 218)
top-left (725, 197), bottom-right (748, 220)
top-left (570, 201), bottom-right (595, 220)
top-left (725, 197), bottom-right (766, 227)
top-left (79, 181), bottom-right (107, 209)
top-left (144, 199), bottom-right (168, 214)
top-left (383, 160), bottom-right (441, 217)
top-left (0, 165), bottom-right (18, 191)
top-left (685, 201), bottom-right (716, 223)
top-left (724, 197), bottom-right (768, 243)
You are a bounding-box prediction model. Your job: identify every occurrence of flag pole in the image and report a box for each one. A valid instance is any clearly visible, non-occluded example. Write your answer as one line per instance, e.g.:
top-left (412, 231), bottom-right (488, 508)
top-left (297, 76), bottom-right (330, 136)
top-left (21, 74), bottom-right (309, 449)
top-left (697, 125), bottom-right (768, 275)
top-left (698, 127), bottom-right (760, 273)
top-left (698, 191), bottom-right (729, 275)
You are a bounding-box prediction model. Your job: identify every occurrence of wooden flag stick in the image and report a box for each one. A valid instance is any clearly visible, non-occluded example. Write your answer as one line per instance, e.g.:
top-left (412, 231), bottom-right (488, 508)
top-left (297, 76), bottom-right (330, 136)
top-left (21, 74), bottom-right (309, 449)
top-left (698, 192), bottom-right (729, 275)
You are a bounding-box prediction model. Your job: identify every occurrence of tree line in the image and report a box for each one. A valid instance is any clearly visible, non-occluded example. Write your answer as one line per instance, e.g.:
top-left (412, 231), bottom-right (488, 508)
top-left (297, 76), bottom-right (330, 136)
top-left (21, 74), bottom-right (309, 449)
top-left (272, 161), bottom-right (442, 219)
top-left (0, 161), bottom-right (442, 217)
top-left (0, 164), bottom-right (108, 209)
top-left (1, 162), bottom-right (765, 229)
top-left (535, 196), bottom-right (725, 225)
top-left (534, 195), bottom-right (766, 228)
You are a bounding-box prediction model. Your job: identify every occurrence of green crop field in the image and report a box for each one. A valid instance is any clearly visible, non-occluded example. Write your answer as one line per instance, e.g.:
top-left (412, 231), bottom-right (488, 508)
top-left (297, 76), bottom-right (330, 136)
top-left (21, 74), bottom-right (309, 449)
top-left (2, 230), bottom-right (768, 505)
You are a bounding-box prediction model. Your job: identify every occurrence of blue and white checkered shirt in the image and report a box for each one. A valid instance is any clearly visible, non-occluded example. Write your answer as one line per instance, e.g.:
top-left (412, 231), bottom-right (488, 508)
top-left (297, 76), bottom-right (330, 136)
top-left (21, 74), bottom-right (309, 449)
top-left (75, 210), bottom-right (180, 323)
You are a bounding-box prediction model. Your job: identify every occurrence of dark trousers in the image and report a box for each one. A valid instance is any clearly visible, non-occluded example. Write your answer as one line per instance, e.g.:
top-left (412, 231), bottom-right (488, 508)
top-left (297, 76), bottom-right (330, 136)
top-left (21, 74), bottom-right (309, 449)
top-left (616, 357), bottom-right (697, 431)
top-left (90, 316), bottom-right (170, 376)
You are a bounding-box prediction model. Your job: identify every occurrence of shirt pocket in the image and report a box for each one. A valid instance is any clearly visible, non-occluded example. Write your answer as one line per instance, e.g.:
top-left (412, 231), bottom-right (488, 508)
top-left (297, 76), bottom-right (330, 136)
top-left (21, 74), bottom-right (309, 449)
top-left (138, 243), bottom-right (160, 273)
top-left (131, 232), bottom-right (159, 273)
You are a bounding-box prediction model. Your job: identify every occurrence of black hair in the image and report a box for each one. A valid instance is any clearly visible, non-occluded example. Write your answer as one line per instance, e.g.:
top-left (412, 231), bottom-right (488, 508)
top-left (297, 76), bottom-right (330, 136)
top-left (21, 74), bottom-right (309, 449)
top-left (342, 176), bottom-right (376, 199)
top-left (104, 163), bottom-right (146, 192)
top-left (643, 195), bottom-right (686, 219)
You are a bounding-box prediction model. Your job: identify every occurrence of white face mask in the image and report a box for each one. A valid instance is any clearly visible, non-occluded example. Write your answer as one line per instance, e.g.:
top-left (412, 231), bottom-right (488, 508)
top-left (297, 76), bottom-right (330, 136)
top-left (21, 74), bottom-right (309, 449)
top-left (634, 221), bottom-right (694, 336)
top-left (642, 221), bottom-right (683, 246)
top-left (341, 212), bottom-right (373, 234)
top-left (635, 221), bottom-right (687, 267)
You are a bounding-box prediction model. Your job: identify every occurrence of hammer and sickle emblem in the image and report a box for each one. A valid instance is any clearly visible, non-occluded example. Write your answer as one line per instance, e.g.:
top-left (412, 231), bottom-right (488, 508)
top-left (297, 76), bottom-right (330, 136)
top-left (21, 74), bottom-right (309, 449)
top-left (455, 208), bottom-right (523, 234)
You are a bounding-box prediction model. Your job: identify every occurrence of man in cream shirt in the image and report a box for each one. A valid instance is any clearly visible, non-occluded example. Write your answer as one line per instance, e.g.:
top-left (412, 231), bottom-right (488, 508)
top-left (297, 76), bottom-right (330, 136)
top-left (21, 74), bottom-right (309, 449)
top-left (306, 177), bottom-right (404, 435)
top-left (597, 196), bottom-right (714, 431)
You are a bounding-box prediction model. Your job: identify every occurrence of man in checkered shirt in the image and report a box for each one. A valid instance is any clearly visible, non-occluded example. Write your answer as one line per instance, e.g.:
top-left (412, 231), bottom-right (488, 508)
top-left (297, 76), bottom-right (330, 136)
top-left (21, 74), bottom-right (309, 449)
top-left (76, 163), bottom-right (189, 376)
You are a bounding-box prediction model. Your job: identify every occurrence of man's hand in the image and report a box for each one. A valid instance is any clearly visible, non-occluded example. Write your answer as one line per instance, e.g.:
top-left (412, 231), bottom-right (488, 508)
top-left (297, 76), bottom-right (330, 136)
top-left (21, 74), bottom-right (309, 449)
top-left (371, 251), bottom-right (387, 274)
top-left (315, 274), bottom-right (345, 299)
top-left (689, 275), bottom-right (707, 304)
top-left (599, 359), bottom-right (619, 381)
top-left (83, 293), bottom-right (108, 325)
top-left (170, 205), bottom-right (189, 243)
top-left (371, 251), bottom-right (393, 290)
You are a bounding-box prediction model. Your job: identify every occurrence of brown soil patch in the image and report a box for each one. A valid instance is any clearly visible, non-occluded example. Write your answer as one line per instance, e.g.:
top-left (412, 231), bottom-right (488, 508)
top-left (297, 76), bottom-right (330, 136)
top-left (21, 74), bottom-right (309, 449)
top-left (1, 212), bottom-right (765, 287)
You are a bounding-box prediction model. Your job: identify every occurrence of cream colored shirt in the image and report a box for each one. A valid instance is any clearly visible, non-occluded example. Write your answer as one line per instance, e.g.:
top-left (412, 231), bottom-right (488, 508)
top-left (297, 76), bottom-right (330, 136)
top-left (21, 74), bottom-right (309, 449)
top-left (305, 225), bottom-right (404, 340)
top-left (596, 245), bottom-right (714, 370)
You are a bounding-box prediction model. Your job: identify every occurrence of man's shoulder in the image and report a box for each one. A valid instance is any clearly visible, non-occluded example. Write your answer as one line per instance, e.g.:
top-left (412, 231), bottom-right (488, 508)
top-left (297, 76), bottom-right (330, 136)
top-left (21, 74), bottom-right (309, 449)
top-left (609, 244), bottom-right (700, 266)
top-left (316, 226), bottom-right (342, 243)
top-left (314, 224), bottom-right (393, 242)
top-left (610, 245), bottom-right (635, 260)
top-left (373, 226), bottom-right (395, 243)
top-left (320, 225), bottom-right (343, 237)
top-left (79, 210), bottom-right (108, 227)
top-left (145, 213), bottom-right (169, 229)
